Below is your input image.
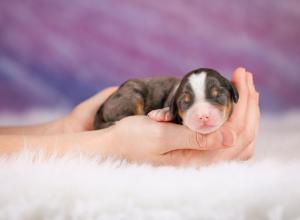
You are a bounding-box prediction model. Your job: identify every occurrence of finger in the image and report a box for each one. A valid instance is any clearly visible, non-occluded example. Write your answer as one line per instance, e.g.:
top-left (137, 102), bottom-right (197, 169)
top-left (228, 68), bottom-right (248, 131)
top-left (82, 87), bottom-right (118, 109)
top-left (239, 73), bottom-right (260, 148)
top-left (232, 73), bottom-right (260, 158)
top-left (200, 73), bottom-right (260, 160)
top-left (157, 123), bottom-right (235, 154)
top-left (237, 98), bottom-right (260, 160)
top-left (238, 93), bottom-right (260, 159)
top-left (70, 87), bottom-right (118, 130)
top-left (73, 86), bottom-right (118, 118)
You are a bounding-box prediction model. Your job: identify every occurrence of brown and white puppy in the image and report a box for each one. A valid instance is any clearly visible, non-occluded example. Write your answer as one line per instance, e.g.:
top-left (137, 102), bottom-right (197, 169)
top-left (94, 68), bottom-right (238, 134)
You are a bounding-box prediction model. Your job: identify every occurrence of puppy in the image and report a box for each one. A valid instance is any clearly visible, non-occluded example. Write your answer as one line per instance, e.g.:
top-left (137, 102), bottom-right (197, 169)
top-left (94, 68), bottom-right (239, 134)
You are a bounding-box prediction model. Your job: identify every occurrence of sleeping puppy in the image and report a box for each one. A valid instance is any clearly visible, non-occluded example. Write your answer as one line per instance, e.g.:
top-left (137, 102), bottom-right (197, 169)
top-left (94, 68), bottom-right (239, 134)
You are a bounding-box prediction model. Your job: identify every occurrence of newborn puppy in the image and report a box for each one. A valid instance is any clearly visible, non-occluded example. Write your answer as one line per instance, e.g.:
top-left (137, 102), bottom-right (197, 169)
top-left (94, 68), bottom-right (239, 134)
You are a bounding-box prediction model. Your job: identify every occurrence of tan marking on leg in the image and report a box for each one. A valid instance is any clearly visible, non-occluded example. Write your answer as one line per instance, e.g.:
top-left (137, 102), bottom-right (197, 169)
top-left (135, 99), bottom-right (145, 115)
top-left (178, 110), bottom-right (185, 120)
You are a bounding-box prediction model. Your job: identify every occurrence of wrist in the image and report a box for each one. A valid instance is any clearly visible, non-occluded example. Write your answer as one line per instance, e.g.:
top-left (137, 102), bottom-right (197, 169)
top-left (65, 126), bottom-right (118, 158)
top-left (93, 126), bottom-right (119, 159)
top-left (0, 128), bottom-right (116, 158)
top-left (0, 117), bottom-right (66, 135)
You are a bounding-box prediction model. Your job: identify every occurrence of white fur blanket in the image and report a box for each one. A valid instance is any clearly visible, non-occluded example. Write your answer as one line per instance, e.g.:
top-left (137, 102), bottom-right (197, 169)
top-left (0, 111), bottom-right (300, 220)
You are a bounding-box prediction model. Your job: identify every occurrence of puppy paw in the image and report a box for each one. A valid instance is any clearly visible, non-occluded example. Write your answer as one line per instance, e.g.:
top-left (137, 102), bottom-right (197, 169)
top-left (148, 107), bottom-right (173, 122)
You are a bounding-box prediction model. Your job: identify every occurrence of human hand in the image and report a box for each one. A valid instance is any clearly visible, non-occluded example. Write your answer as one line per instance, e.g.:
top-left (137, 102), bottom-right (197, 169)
top-left (223, 67), bottom-right (260, 161)
top-left (63, 67), bottom-right (259, 167)
top-left (108, 67), bottom-right (260, 166)
top-left (108, 115), bottom-right (231, 165)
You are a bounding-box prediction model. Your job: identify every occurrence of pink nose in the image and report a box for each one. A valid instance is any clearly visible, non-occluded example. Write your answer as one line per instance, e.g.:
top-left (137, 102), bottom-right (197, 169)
top-left (199, 115), bottom-right (209, 122)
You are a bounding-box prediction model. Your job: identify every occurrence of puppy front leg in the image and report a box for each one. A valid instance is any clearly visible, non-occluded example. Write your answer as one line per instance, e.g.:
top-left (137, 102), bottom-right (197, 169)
top-left (148, 107), bottom-right (174, 122)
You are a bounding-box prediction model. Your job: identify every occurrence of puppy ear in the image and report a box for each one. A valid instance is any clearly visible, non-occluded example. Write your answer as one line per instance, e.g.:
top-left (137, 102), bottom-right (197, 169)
top-left (229, 83), bottom-right (239, 103)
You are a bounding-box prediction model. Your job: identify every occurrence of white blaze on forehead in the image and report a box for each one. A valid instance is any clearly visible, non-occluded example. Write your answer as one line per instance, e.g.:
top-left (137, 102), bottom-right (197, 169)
top-left (188, 72), bottom-right (207, 102)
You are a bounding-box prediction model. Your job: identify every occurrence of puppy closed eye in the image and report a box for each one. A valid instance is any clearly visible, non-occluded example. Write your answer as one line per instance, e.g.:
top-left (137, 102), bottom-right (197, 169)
top-left (177, 93), bottom-right (193, 112)
top-left (182, 93), bottom-right (192, 104)
top-left (216, 93), bottom-right (228, 105)
top-left (210, 87), bottom-right (219, 97)
top-left (210, 87), bottom-right (228, 104)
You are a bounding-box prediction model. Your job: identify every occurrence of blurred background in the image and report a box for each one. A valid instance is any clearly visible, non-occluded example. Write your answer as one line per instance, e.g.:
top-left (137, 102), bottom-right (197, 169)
top-left (0, 0), bottom-right (300, 124)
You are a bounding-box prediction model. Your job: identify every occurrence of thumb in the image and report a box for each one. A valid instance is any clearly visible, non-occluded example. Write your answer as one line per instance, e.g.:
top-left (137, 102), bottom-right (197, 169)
top-left (83, 87), bottom-right (118, 108)
top-left (73, 87), bottom-right (118, 116)
top-left (159, 123), bottom-right (235, 153)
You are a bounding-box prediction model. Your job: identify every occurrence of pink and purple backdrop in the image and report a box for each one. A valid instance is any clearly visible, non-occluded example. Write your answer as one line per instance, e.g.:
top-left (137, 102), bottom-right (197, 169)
top-left (1, 0), bottom-right (300, 114)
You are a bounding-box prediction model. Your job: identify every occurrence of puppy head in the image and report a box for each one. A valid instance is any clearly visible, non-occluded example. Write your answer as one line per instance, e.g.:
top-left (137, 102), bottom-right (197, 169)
top-left (170, 68), bottom-right (239, 134)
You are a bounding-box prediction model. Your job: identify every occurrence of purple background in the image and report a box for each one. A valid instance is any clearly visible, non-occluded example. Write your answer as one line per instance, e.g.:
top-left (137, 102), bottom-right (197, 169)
top-left (1, 0), bottom-right (300, 113)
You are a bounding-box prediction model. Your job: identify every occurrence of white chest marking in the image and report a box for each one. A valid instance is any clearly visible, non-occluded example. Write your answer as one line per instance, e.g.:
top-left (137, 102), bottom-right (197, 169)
top-left (189, 72), bottom-right (207, 102)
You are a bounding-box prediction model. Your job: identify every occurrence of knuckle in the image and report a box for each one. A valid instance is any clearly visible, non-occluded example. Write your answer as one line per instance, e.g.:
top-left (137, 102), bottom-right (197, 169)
top-left (241, 154), bottom-right (251, 161)
top-left (247, 146), bottom-right (255, 158)
top-left (249, 89), bottom-right (257, 98)
top-left (241, 149), bottom-right (254, 161)
top-left (255, 92), bottom-right (260, 100)
top-left (250, 90), bottom-right (259, 103)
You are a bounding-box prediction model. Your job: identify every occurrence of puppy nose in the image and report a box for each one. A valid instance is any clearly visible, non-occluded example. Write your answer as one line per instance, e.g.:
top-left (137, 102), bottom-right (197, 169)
top-left (199, 114), bottom-right (209, 122)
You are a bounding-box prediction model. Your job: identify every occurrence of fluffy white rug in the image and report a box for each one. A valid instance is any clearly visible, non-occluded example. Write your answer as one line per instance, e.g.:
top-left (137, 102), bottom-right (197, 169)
top-left (0, 111), bottom-right (300, 220)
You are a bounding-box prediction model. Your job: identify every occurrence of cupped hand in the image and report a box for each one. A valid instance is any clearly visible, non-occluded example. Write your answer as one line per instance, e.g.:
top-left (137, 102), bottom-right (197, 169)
top-left (108, 67), bottom-right (260, 166)
top-left (63, 67), bottom-right (259, 166)
top-left (158, 67), bottom-right (260, 166)
top-left (109, 115), bottom-right (229, 165)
